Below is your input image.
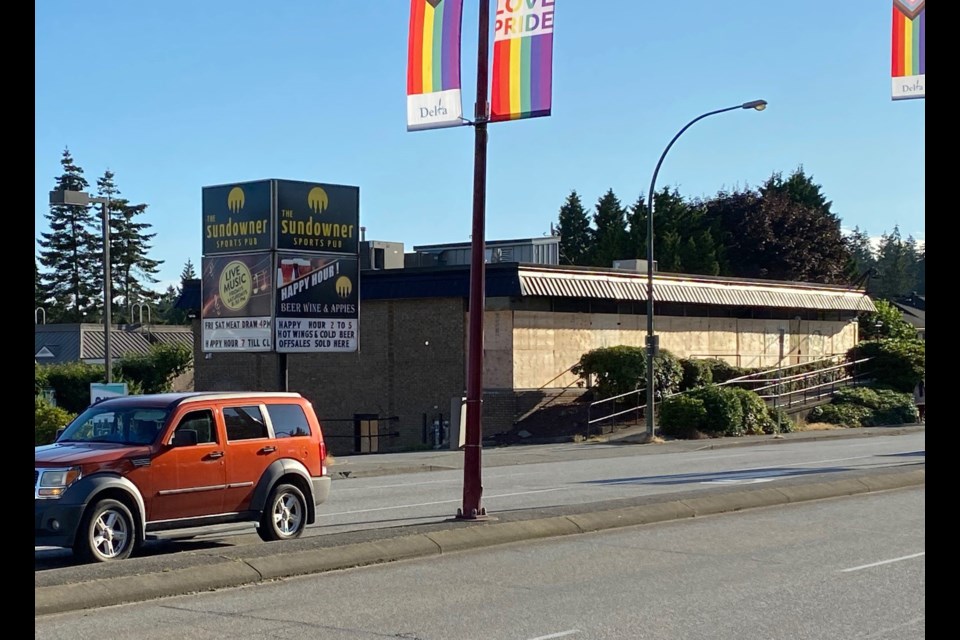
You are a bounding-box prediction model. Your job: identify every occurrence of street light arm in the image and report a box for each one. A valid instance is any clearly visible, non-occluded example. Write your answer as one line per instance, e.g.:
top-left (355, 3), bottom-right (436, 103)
top-left (646, 105), bottom-right (742, 209)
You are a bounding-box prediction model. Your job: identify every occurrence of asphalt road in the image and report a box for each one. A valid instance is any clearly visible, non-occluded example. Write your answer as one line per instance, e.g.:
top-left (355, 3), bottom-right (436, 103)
top-left (34, 486), bottom-right (925, 639)
top-left (35, 425), bottom-right (925, 616)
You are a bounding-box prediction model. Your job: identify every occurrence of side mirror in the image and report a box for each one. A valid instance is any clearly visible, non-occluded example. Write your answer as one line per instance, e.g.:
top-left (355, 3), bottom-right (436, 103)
top-left (55, 427), bottom-right (66, 441)
top-left (172, 429), bottom-right (198, 447)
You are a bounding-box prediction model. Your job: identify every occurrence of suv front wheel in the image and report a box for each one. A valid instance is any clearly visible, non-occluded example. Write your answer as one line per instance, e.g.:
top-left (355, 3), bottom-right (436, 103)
top-left (74, 498), bottom-right (137, 562)
top-left (257, 483), bottom-right (308, 542)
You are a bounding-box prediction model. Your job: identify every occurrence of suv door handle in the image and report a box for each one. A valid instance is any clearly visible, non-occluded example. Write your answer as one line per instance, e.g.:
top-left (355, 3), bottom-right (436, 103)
top-left (208, 451), bottom-right (224, 459)
top-left (259, 446), bottom-right (277, 454)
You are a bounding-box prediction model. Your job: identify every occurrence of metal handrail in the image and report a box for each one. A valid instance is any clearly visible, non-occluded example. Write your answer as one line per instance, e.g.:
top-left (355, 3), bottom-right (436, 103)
top-left (589, 386), bottom-right (645, 407)
top-left (512, 362), bottom-right (584, 425)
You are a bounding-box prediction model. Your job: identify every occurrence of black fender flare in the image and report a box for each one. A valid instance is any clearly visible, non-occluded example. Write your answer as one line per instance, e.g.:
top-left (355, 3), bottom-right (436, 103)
top-left (59, 474), bottom-right (147, 546)
top-left (250, 459), bottom-right (316, 523)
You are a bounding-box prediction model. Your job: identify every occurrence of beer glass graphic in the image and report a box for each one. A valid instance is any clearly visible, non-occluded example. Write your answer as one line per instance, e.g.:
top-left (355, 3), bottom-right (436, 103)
top-left (296, 258), bottom-right (312, 277)
top-left (279, 259), bottom-right (296, 284)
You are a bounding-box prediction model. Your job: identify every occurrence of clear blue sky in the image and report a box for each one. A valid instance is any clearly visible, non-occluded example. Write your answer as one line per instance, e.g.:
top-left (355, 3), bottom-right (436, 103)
top-left (36, 1), bottom-right (925, 291)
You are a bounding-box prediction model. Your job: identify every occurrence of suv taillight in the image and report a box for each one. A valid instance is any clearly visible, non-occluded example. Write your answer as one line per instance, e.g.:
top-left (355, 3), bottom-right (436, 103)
top-left (319, 440), bottom-right (327, 475)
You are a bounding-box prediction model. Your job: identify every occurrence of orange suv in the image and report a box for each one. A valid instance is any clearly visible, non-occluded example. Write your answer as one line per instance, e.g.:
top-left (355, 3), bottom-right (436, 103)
top-left (35, 392), bottom-right (331, 562)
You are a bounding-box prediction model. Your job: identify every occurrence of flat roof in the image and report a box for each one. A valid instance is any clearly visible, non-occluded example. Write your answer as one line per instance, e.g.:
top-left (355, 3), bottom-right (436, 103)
top-left (359, 263), bottom-right (875, 312)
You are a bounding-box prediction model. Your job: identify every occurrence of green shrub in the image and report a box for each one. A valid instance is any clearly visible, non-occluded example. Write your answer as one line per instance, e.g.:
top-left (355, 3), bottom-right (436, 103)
top-left (728, 386), bottom-right (773, 435)
top-left (766, 407), bottom-right (795, 434)
top-left (858, 300), bottom-right (921, 342)
top-left (35, 343), bottom-right (189, 413)
top-left (852, 339), bottom-right (924, 393)
top-left (115, 343), bottom-right (193, 394)
top-left (659, 394), bottom-right (708, 439)
top-left (868, 389), bottom-right (918, 425)
top-left (704, 359), bottom-right (750, 384)
top-left (831, 386), bottom-right (882, 409)
top-left (35, 396), bottom-right (76, 446)
top-left (808, 403), bottom-right (871, 428)
top-left (690, 385), bottom-right (745, 436)
top-left (679, 359), bottom-right (713, 391)
top-left (654, 350), bottom-right (684, 398)
top-left (572, 346), bottom-right (682, 400)
top-left (807, 383), bottom-right (918, 428)
top-left (35, 363), bottom-right (49, 396)
top-left (37, 362), bottom-right (110, 413)
top-left (572, 345), bottom-right (646, 399)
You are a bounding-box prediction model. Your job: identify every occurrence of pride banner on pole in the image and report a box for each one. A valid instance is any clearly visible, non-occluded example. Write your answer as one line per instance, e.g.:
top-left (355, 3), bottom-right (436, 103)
top-left (407, 0), bottom-right (464, 131)
top-left (490, 0), bottom-right (555, 122)
top-left (891, 0), bottom-right (925, 100)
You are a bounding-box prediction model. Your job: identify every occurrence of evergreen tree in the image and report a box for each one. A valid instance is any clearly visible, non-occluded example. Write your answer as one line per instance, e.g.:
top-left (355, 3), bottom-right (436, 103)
top-left (650, 188), bottom-right (696, 273)
top-left (96, 170), bottom-right (163, 323)
top-left (35, 257), bottom-right (44, 311)
top-left (591, 189), bottom-right (628, 268)
top-left (156, 284), bottom-right (186, 325)
top-left (625, 194), bottom-right (648, 260)
top-left (556, 190), bottom-right (593, 265)
top-left (904, 235), bottom-right (923, 296)
top-left (843, 226), bottom-right (875, 286)
top-left (915, 245), bottom-right (925, 295)
top-left (682, 229), bottom-right (721, 275)
top-left (157, 259), bottom-right (199, 325)
top-left (874, 227), bottom-right (923, 300)
top-left (760, 166), bottom-right (833, 215)
top-left (180, 258), bottom-right (198, 281)
top-left (37, 148), bottom-right (101, 322)
top-left (701, 188), bottom-right (756, 276)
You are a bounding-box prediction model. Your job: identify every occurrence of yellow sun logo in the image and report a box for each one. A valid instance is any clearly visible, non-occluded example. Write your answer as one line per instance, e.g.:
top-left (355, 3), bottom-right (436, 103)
top-left (308, 187), bottom-right (329, 214)
top-left (335, 276), bottom-right (353, 298)
top-left (227, 187), bottom-right (245, 213)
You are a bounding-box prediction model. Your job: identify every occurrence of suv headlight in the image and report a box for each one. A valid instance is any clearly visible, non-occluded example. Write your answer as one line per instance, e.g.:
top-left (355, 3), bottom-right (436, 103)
top-left (36, 467), bottom-right (82, 498)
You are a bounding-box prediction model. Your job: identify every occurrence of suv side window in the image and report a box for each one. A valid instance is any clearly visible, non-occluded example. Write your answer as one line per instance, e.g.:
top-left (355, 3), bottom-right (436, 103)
top-left (265, 404), bottom-right (312, 438)
top-left (224, 405), bottom-right (269, 441)
top-left (174, 410), bottom-right (216, 444)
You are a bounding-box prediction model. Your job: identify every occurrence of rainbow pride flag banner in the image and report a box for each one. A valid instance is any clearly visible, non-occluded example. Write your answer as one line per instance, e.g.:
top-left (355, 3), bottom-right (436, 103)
top-left (490, 0), bottom-right (555, 122)
top-left (891, 0), bottom-right (925, 100)
top-left (407, 0), bottom-right (464, 131)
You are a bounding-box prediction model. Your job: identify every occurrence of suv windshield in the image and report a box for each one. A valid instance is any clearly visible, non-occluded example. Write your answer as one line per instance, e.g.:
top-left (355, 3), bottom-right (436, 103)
top-left (58, 405), bottom-right (171, 446)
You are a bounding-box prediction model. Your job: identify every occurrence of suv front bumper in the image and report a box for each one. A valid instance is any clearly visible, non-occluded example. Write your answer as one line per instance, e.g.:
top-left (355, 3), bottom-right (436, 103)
top-left (35, 499), bottom-right (83, 549)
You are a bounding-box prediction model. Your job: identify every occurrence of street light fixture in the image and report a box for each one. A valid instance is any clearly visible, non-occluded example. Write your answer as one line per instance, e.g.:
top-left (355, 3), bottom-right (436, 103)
top-left (644, 99), bottom-right (767, 438)
top-left (49, 189), bottom-right (113, 383)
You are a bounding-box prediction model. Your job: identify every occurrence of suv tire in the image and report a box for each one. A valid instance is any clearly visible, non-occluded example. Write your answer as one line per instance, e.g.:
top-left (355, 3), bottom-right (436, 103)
top-left (257, 483), bottom-right (308, 542)
top-left (74, 498), bottom-right (137, 562)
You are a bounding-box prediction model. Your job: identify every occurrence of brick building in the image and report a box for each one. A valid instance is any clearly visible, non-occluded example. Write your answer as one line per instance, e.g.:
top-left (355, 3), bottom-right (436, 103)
top-left (184, 260), bottom-right (875, 456)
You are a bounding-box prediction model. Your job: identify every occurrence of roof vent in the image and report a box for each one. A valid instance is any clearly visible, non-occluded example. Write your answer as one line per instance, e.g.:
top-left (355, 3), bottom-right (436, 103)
top-left (612, 259), bottom-right (656, 272)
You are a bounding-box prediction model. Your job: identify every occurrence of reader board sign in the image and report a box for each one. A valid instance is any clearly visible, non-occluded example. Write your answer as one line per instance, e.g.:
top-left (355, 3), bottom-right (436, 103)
top-left (275, 252), bottom-right (359, 353)
top-left (90, 382), bottom-right (128, 405)
top-left (201, 253), bottom-right (274, 352)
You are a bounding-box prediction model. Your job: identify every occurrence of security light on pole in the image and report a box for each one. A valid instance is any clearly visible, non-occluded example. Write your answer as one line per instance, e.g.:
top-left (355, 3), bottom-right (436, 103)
top-left (49, 189), bottom-right (113, 383)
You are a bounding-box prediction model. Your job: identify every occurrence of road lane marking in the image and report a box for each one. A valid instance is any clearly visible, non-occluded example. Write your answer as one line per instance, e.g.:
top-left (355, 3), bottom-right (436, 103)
top-left (841, 552), bottom-right (925, 572)
top-left (317, 488), bottom-right (563, 517)
top-left (527, 631), bottom-right (580, 640)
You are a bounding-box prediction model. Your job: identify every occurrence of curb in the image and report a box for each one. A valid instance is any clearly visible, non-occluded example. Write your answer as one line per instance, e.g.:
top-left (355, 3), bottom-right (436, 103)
top-left (35, 466), bottom-right (924, 617)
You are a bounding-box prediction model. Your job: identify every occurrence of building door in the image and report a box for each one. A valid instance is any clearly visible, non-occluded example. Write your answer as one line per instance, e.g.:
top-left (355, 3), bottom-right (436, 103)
top-left (354, 414), bottom-right (379, 453)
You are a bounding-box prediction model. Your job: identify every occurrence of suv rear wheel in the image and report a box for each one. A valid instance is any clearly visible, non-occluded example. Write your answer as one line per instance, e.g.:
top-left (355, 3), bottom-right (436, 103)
top-left (257, 483), bottom-right (308, 542)
top-left (74, 498), bottom-right (137, 562)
